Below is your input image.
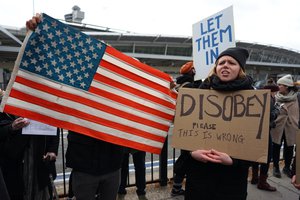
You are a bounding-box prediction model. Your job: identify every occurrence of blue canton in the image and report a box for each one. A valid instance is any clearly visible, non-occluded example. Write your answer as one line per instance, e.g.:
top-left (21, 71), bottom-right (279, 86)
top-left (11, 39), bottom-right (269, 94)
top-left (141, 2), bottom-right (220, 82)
top-left (20, 13), bottom-right (107, 91)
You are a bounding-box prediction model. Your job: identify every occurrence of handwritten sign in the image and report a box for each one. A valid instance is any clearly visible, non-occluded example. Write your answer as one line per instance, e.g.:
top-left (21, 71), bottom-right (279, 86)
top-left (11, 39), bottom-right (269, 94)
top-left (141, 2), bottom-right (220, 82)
top-left (193, 6), bottom-right (235, 80)
top-left (172, 88), bottom-right (270, 163)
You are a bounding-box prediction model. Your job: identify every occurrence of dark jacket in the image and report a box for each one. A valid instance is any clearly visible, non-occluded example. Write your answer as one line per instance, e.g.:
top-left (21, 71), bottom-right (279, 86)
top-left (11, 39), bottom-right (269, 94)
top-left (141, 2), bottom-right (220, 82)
top-left (66, 131), bottom-right (125, 175)
top-left (175, 74), bottom-right (202, 90)
top-left (0, 112), bottom-right (60, 199)
top-left (184, 75), bottom-right (254, 200)
top-left (0, 113), bottom-right (29, 199)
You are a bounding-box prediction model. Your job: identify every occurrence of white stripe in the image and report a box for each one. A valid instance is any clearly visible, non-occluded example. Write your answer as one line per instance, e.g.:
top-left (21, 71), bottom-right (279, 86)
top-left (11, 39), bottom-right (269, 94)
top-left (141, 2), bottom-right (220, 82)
top-left (17, 70), bottom-right (172, 124)
top-left (12, 82), bottom-right (167, 136)
top-left (6, 97), bottom-right (164, 148)
top-left (103, 53), bottom-right (168, 87)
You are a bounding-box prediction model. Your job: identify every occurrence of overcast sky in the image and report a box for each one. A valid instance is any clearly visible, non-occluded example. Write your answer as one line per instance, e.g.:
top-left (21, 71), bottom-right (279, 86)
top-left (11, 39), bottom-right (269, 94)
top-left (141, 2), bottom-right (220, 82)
top-left (1, 0), bottom-right (300, 52)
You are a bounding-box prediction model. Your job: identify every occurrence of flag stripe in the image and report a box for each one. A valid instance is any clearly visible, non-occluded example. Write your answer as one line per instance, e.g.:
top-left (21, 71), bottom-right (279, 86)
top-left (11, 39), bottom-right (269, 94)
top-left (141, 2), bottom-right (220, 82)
top-left (101, 53), bottom-right (177, 102)
top-left (89, 86), bottom-right (174, 120)
top-left (14, 74), bottom-right (170, 131)
top-left (3, 104), bottom-right (162, 154)
top-left (104, 46), bottom-right (171, 82)
top-left (93, 73), bottom-right (175, 109)
top-left (100, 59), bottom-right (174, 99)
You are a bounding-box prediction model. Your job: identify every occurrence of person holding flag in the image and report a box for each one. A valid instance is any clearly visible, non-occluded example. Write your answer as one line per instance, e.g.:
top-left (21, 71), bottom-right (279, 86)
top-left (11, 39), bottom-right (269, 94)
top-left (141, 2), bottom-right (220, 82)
top-left (26, 14), bottom-right (127, 200)
top-left (24, 13), bottom-right (177, 199)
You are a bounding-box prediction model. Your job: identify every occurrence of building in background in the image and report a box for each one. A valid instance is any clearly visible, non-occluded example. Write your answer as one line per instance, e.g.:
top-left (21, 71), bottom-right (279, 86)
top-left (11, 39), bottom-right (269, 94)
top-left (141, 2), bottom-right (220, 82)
top-left (1, 10), bottom-right (300, 89)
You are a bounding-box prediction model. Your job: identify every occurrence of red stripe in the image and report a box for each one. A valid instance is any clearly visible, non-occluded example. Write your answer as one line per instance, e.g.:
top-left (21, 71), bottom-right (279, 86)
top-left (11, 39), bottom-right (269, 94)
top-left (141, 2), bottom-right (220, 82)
top-left (100, 59), bottom-right (174, 99)
top-left (3, 105), bottom-right (162, 154)
top-left (105, 45), bottom-right (172, 82)
top-left (14, 76), bottom-right (171, 130)
top-left (93, 73), bottom-right (175, 110)
top-left (9, 89), bottom-right (166, 143)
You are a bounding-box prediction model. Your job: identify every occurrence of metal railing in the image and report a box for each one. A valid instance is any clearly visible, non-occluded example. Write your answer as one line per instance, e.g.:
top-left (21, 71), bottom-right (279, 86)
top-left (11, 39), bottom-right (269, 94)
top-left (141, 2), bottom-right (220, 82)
top-left (55, 130), bottom-right (180, 197)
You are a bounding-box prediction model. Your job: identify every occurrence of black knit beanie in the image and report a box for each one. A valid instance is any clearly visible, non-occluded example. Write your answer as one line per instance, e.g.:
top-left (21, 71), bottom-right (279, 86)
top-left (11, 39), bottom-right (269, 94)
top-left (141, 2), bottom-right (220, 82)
top-left (215, 47), bottom-right (249, 71)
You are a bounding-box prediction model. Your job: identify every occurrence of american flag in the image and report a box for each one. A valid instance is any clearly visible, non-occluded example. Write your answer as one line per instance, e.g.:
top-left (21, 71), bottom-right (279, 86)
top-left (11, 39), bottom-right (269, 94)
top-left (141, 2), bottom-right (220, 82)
top-left (0, 14), bottom-right (177, 154)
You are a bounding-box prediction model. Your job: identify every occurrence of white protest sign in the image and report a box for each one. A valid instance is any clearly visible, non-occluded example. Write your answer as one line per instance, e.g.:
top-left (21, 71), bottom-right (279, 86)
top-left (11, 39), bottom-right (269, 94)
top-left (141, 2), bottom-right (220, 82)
top-left (193, 6), bottom-right (235, 80)
top-left (22, 119), bottom-right (57, 136)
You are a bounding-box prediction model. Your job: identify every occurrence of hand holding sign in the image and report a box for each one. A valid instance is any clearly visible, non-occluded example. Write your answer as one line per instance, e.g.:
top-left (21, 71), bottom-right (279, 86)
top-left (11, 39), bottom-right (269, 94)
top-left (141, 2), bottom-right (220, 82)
top-left (11, 117), bottom-right (30, 130)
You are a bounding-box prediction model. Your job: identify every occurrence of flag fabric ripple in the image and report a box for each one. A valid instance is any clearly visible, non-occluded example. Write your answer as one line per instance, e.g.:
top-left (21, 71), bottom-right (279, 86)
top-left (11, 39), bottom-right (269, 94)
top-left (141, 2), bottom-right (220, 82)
top-left (0, 13), bottom-right (177, 154)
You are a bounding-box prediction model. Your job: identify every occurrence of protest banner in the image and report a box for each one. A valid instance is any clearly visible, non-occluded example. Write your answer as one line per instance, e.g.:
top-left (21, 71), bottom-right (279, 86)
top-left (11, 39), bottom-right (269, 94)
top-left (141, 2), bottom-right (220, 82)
top-left (192, 6), bottom-right (235, 80)
top-left (172, 88), bottom-right (270, 163)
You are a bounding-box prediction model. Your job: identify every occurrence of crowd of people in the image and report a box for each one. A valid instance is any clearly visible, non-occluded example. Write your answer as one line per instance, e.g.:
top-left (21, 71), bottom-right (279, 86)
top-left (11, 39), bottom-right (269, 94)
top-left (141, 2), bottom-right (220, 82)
top-left (1, 14), bottom-right (300, 200)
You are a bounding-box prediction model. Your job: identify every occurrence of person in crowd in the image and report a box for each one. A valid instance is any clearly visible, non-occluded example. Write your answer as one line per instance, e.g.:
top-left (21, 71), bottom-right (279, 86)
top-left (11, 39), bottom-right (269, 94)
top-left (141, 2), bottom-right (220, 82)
top-left (66, 131), bottom-right (125, 200)
top-left (174, 61), bottom-right (202, 90)
top-left (26, 14), bottom-right (126, 200)
top-left (183, 47), bottom-right (253, 200)
top-left (271, 74), bottom-right (299, 179)
top-left (171, 61), bottom-right (202, 197)
top-left (118, 149), bottom-right (147, 199)
top-left (250, 79), bottom-right (279, 191)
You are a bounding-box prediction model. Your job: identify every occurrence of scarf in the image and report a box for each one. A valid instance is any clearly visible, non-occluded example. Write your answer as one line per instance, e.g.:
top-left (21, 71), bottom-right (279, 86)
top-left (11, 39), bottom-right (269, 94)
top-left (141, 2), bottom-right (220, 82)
top-left (200, 75), bottom-right (254, 91)
top-left (275, 91), bottom-right (298, 103)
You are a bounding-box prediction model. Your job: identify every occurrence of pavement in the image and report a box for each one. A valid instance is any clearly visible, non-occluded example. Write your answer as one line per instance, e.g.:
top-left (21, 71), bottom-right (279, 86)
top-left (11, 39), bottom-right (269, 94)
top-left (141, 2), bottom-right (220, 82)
top-left (114, 164), bottom-right (300, 200)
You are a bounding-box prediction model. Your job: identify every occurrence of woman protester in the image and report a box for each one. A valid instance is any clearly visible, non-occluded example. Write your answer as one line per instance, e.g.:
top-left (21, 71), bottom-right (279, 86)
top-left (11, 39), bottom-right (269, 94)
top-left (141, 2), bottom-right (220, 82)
top-left (184, 47), bottom-right (254, 200)
top-left (271, 74), bottom-right (299, 178)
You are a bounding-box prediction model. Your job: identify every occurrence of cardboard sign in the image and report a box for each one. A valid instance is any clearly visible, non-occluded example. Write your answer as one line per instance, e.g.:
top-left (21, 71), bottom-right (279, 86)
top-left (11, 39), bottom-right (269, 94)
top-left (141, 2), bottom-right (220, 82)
top-left (192, 6), bottom-right (235, 80)
top-left (172, 88), bottom-right (270, 163)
